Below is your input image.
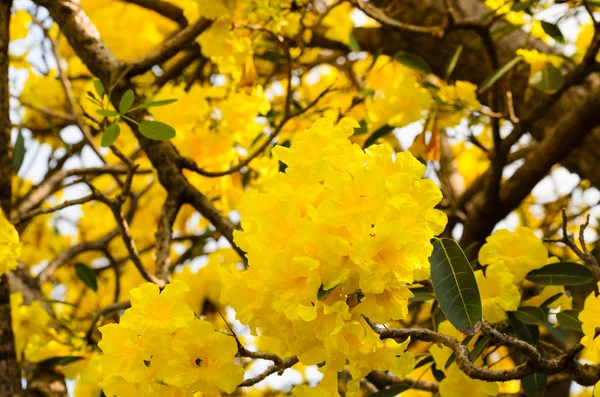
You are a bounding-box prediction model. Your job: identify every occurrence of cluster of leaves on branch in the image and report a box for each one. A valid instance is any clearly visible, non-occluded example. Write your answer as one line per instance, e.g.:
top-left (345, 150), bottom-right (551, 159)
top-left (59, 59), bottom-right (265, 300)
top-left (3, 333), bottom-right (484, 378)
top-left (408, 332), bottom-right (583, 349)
top-left (3, 0), bottom-right (600, 396)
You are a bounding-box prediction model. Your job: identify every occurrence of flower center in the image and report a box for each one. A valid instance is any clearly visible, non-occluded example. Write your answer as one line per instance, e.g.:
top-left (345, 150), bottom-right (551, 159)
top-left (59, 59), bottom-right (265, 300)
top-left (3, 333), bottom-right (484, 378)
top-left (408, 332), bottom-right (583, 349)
top-left (195, 358), bottom-right (203, 367)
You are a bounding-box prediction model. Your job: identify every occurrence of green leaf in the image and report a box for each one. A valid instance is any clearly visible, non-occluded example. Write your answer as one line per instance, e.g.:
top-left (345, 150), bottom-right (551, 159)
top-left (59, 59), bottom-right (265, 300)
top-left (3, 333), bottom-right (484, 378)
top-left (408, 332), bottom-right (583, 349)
top-left (75, 264), bottom-right (98, 292)
top-left (363, 125), bottom-right (395, 149)
top-left (93, 79), bottom-right (104, 98)
top-left (12, 129), bottom-right (25, 173)
top-left (348, 34), bottom-right (361, 52)
top-left (541, 21), bottom-right (565, 44)
top-left (511, 0), bottom-right (534, 11)
top-left (409, 287), bottom-right (436, 302)
top-left (515, 307), bottom-right (546, 325)
top-left (529, 64), bottom-right (564, 93)
top-left (39, 356), bottom-right (84, 367)
top-left (101, 124), bottom-right (121, 147)
top-left (317, 285), bottom-right (336, 301)
top-left (491, 23), bottom-right (525, 40)
top-left (139, 121), bottom-right (176, 141)
top-left (540, 292), bottom-right (563, 308)
top-left (119, 89), bottom-right (135, 114)
top-left (430, 238), bottom-right (482, 334)
top-left (469, 336), bottom-right (490, 361)
top-left (369, 384), bottom-right (411, 397)
top-left (96, 109), bottom-right (120, 118)
top-left (395, 53), bottom-right (432, 74)
top-left (478, 56), bottom-right (522, 93)
top-left (507, 311), bottom-right (539, 345)
top-left (556, 310), bottom-right (583, 332)
top-left (444, 45), bottom-right (463, 80)
top-left (47, 299), bottom-right (79, 308)
top-left (526, 262), bottom-right (595, 286)
top-left (415, 355), bottom-right (434, 369)
top-left (139, 99), bottom-right (178, 108)
top-left (522, 372), bottom-right (547, 397)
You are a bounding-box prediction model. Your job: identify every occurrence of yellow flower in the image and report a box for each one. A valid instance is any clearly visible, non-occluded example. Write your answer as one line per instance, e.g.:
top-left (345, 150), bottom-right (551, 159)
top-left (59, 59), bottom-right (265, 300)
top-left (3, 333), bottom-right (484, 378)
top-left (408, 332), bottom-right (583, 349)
top-left (437, 81), bottom-right (480, 129)
top-left (516, 49), bottom-right (563, 78)
top-left (439, 365), bottom-right (499, 397)
top-left (10, 10), bottom-right (31, 40)
top-left (576, 23), bottom-right (596, 62)
top-left (11, 292), bottom-right (51, 355)
top-left (364, 59), bottom-right (432, 130)
top-left (521, 285), bottom-right (572, 311)
top-left (119, 281), bottom-right (195, 337)
top-left (322, 3), bottom-right (354, 45)
top-left (159, 320), bottom-right (244, 393)
top-left (98, 324), bottom-right (151, 383)
top-left (579, 284), bottom-right (600, 357)
top-left (198, 20), bottom-right (252, 77)
top-left (0, 209), bottom-right (21, 276)
top-left (478, 226), bottom-right (547, 283)
top-left (225, 117), bottom-right (442, 387)
top-left (475, 264), bottom-right (520, 323)
top-left (354, 284), bottom-right (413, 323)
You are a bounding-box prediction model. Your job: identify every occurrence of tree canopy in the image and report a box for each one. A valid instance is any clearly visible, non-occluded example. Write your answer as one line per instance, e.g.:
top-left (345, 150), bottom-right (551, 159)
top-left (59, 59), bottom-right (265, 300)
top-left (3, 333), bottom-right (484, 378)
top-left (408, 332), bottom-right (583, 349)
top-left (1, 0), bottom-right (600, 396)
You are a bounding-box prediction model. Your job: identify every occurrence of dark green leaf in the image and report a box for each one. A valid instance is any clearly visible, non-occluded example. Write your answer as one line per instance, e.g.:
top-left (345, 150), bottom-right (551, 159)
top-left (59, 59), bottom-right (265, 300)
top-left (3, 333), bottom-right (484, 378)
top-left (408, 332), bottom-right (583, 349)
top-left (96, 109), bottom-right (120, 118)
top-left (515, 306), bottom-right (546, 325)
top-left (491, 23), bottom-right (525, 40)
top-left (348, 34), bottom-right (361, 52)
top-left (47, 299), bottom-right (79, 308)
top-left (507, 311), bottom-right (539, 345)
top-left (353, 120), bottom-right (368, 135)
top-left (369, 384), bottom-right (411, 397)
top-left (93, 79), bottom-right (104, 98)
top-left (363, 125), bottom-right (395, 149)
top-left (540, 292), bottom-right (563, 308)
top-left (529, 64), bottom-right (564, 93)
top-left (522, 372), bottom-right (547, 397)
top-left (556, 310), bottom-right (583, 332)
top-left (541, 21), bottom-right (565, 44)
top-left (526, 262), bottom-right (595, 286)
top-left (395, 53), bottom-right (432, 74)
top-left (444, 45), bottom-right (463, 80)
top-left (101, 124), bottom-right (121, 147)
top-left (415, 355), bottom-right (434, 369)
top-left (317, 285), bottom-right (336, 301)
top-left (478, 56), bottom-right (522, 93)
top-left (469, 337), bottom-right (490, 361)
top-left (511, 0), bottom-right (534, 11)
top-left (430, 238), bottom-right (482, 334)
top-left (139, 121), bottom-right (176, 141)
top-left (139, 99), bottom-right (178, 108)
top-left (119, 89), bottom-right (135, 114)
top-left (12, 129), bottom-right (25, 173)
top-left (409, 287), bottom-right (436, 302)
top-left (431, 363), bottom-right (445, 382)
top-left (75, 264), bottom-right (98, 292)
top-left (39, 356), bottom-right (84, 367)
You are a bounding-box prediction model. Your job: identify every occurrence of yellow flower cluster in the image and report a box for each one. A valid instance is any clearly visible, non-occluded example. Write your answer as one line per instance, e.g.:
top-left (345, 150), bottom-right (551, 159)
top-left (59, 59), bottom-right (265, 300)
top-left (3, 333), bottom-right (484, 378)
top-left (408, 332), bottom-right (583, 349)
top-left (516, 49), bottom-right (563, 78)
top-left (222, 117), bottom-right (447, 395)
top-left (362, 58), bottom-right (432, 130)
top-left (580, 283), bottom-right (600, 395)
top-left (98, 281), bottom-right (244, 396)
top-left (0, 210), bottom-right (21, 276)
top-left (477, 226), bottom-right (548, 323)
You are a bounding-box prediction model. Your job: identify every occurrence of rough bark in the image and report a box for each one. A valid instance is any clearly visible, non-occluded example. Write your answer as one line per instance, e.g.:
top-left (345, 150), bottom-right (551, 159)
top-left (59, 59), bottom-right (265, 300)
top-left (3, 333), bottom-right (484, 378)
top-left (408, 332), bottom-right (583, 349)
top-left (0, 1), bottom-right (23, 395)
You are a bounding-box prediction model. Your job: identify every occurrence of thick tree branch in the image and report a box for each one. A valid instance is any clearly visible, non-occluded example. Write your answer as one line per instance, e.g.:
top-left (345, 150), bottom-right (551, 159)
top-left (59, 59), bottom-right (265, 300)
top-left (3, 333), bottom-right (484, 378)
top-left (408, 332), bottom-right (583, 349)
top-left (0, 1), bottom-right (23, 395)
top-left (126, 18), bottom-right (210, 76)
